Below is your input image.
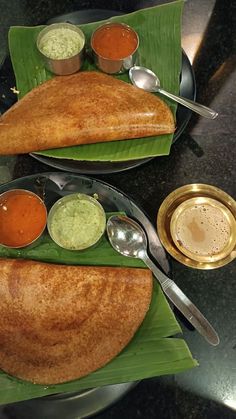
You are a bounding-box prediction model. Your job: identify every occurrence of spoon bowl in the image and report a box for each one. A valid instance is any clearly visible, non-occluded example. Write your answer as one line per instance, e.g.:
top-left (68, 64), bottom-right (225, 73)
top-left (129, 66), bottom-right (160, 92)
top-left (107, 215), bottom-right (147, 258)
top-left (129, 65), bottom-right (218, 119)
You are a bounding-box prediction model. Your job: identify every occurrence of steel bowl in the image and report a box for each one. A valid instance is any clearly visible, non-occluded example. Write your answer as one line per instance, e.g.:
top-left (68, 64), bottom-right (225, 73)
top-left (91, 22), bottom-right (139, 74)
top-left (0, 188), bottom-right (47, 248)
top-left (47, 193), bottom-right (106, 251)
top-left (37, 23), bottom-right (85, 75)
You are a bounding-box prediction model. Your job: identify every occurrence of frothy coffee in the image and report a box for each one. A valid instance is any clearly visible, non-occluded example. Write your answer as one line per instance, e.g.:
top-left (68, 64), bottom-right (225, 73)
top-left (174, 202), bottom-right (231, 258)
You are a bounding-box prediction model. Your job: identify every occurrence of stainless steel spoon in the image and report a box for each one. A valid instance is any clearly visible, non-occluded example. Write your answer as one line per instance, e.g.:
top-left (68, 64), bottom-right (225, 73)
top-left (129, 66), bottom-right (218, 119)
top-left (107, 215), bottom-right (220, 346)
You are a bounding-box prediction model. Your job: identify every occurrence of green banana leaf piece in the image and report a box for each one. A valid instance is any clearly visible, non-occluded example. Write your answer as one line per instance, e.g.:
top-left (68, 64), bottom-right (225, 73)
top-left (0, 212), bottom-right (197, 405)
top-left (8, 1), bottom-right (183, 162)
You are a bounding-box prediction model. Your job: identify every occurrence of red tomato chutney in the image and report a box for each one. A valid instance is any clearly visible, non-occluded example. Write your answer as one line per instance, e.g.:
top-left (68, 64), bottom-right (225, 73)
top-left (91, 23), bottom-right (139, 60)
top-left (0, 189), bottom-right (47, 248)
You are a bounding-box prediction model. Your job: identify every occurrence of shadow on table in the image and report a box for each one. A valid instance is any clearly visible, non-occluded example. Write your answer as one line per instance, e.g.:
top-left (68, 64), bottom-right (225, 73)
top-left (93, 378), bottom-right (236, 419)
top-left (187, 0), bottom-right (236, 130)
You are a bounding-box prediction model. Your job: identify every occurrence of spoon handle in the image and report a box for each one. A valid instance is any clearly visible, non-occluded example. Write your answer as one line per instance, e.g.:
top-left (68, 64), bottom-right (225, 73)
top-left (157, 87), bottom-right (218, 119)
top-left (142, 254), bottom-right (219, 346)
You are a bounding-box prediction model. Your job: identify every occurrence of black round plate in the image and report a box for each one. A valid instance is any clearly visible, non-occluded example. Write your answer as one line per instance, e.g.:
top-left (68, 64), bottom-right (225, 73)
top-left (0, 9), bottom-right (196, 175)
top-left (0, 171), bottom-right (170, 419)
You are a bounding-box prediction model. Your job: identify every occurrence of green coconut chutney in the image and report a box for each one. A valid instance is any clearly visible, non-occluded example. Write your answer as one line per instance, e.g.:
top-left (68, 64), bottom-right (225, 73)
top-left (48, 194), bottom-right (106, 250)
top-left (39, 27), bottom-right (84, 60)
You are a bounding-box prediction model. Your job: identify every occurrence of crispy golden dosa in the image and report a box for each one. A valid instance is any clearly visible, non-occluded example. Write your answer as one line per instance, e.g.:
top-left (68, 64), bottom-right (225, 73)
top-left (0, 71), bottom-right (175, 155)
top-left (0, 258), bottom-right (152, 384)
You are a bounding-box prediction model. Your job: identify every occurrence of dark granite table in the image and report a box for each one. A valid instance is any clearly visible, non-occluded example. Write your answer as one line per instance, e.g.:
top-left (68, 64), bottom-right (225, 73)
top-left (0, 0), bottom-right (235, 418)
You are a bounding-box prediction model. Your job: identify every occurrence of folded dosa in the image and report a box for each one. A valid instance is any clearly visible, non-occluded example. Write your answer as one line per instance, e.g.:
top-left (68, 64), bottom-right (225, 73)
top-left (0, 258), bottom-right (152, 384)
top-left (0, 71), bottom-right (175, 155)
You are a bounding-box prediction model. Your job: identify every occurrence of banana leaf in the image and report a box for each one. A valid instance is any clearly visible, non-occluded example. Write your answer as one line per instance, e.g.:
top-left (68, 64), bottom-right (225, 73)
top-left (8, 0), bottom-right (183, 162)
top-left (0, 213), bottom-right (197, 405)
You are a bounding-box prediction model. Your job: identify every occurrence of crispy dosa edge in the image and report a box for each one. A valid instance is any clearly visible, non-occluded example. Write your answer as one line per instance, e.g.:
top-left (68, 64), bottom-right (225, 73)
top-left (0, 258), bottom-right (153, 384)
top-left (0, 71), bottom-right (175, 155)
